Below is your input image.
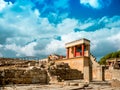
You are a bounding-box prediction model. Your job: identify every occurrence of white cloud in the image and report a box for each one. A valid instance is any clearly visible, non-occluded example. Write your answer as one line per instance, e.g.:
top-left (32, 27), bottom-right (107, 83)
top-left (57, 18), bottom-right (78, 34)
top-left (105, 16), bottom-right (120, 28)
top-left (80, 0), bottom-right (112, 9)
top-left (0, 0), bottom-right (12, 11)
top-left (0, 0), bottom-right (7, 11)
top-left (78, 22), bottom-right (94, 30)
top-left (107, 32), bottom-right (120, 50)
top-left (80, 0), bottom-right (101, 9)
top-left (34, 9), bottom-right (40, 17)
top-left (5, 43), bottom-right (20, 51)
top-left (44, 40), bottom-right (65, 55)
top-left (5, 42), bottom-right (37, 56)
top-left (0, 44), bottom-right (3, 48)
top-left (20, 42), bottom-right (37, 56)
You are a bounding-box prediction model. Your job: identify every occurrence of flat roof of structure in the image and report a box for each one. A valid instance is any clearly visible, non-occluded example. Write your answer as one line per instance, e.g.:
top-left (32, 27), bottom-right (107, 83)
top-left (65, 38), bottom-right (90, 48)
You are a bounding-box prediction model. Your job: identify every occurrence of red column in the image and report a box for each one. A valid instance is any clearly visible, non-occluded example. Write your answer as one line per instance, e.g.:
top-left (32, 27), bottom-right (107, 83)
top-left (82, 44), bottom-right (84, 56)
top-left (66, 48), bottom-right (69, 59)
top-left (73, 46), bottom-right (76, 57)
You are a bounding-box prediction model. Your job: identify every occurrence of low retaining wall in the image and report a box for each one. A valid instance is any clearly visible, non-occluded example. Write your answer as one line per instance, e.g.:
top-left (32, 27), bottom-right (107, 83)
top-left (0, 68), bottom-right (48, 85)
top-left (50, 69), bottom-right (83, 80)
top-left (105, 69), bottom-right (120, 81)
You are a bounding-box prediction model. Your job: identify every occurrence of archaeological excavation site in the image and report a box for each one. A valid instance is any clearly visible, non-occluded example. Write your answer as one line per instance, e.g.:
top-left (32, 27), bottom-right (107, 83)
top-left (0, 38), bottom-right (120, 90)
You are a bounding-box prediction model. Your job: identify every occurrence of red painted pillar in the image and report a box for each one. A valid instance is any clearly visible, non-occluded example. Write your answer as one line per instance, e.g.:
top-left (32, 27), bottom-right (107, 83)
top-left (82, 44), bottom-right (84, 56)
top-left (66, 48), bottom-right (69, 59)
top-left (73, 46), bottom-right (76, 57)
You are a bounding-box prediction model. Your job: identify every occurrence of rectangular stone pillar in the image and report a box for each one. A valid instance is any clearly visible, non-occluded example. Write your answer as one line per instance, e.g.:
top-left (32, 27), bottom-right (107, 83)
top-left (83, 58), bottom-right (92, 83)
top-left (73, 46), bottom-right (76, 57)
top-left (84, 66), bottom-right (91, 83)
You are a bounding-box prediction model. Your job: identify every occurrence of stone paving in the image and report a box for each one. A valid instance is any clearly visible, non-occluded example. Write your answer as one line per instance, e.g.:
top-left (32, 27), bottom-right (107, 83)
top-left (1, 81), bottom-right (120, 90)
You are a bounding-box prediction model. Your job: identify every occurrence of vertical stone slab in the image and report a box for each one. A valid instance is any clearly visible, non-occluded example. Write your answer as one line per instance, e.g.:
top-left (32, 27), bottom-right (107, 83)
top-left (84, 66), bottom-right (91, 82)
top-left (96, 66), bottom-right (104, 81)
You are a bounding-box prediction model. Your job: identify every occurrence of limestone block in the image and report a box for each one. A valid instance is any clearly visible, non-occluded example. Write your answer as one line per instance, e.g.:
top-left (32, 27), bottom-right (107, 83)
top-left (69, 82), bottom-right (78, 86)
top-left (111, 79), bottom-right (120, 87)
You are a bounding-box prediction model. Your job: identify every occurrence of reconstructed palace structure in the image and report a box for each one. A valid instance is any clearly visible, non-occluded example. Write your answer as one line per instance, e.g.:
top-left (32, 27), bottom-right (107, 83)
top-left (55, 38), bottom-right (92, 82)
top-left (44, 38), bottom-right (104, 82)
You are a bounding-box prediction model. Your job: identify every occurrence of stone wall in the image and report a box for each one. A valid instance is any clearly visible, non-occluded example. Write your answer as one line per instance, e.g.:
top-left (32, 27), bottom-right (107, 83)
top-left (55, 57), bottom-right (89, 73)
top-left (92, 66), bottom-right (104, 81)
top-left (50, 68), bottom-right (83, 80)
top-left (0, 58), bottom-right (39, 69)
top-left (104, 69), bottom-right (112, 81)
top-left (0, 68), bottom-right (48, 85)
top-left (105, 69), bottom-right (120, 81)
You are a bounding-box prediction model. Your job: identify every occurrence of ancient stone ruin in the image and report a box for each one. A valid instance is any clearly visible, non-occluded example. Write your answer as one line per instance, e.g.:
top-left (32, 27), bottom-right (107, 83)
top-left (0, 38), bottom-right (120, 88)
top-left (0, 57), bottom-right (83, 85)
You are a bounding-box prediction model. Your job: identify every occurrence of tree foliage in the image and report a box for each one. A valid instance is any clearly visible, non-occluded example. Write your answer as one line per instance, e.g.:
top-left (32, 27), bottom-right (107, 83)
top-left (98, 51), bottom-right (120, 65)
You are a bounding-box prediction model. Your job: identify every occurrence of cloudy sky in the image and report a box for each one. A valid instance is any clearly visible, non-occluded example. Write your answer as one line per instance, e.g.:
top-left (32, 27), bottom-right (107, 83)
top-left (0, 0), bottom-right (120, 60)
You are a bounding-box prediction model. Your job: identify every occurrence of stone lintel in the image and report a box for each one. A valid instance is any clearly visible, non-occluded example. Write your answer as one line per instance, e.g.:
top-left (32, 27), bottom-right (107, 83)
top-left (65, 38), bottom-right (90, 48)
